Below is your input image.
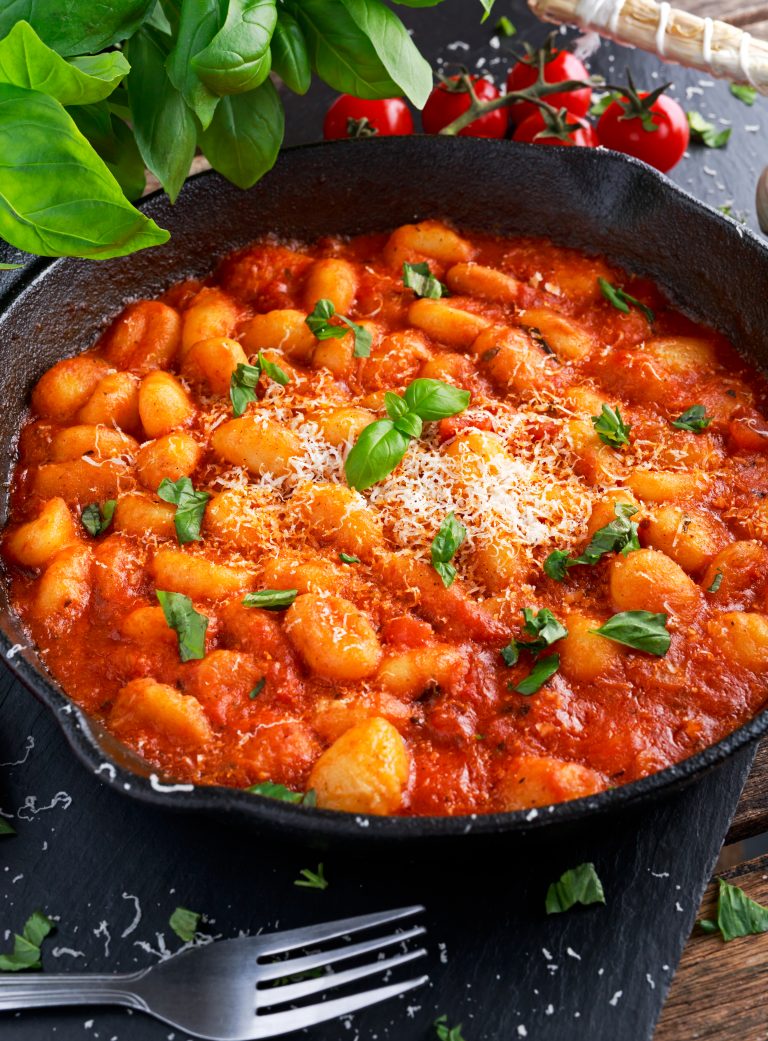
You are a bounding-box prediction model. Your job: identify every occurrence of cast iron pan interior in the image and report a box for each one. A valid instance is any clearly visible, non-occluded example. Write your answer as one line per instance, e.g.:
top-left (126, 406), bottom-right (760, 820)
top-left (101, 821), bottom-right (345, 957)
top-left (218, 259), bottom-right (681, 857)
top-left (1, 137), bottom-right (767, 844)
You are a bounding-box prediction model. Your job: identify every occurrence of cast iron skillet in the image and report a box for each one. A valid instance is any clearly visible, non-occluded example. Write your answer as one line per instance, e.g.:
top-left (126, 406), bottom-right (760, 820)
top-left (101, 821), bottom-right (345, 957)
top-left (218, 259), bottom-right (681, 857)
top-left (1, 136), bottom-right (767, 846)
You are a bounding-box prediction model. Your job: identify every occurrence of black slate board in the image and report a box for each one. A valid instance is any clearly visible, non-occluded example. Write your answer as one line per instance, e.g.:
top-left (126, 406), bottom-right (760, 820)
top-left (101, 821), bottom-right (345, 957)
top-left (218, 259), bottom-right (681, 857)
top-left (1, 2), bottom-right (768, 1040)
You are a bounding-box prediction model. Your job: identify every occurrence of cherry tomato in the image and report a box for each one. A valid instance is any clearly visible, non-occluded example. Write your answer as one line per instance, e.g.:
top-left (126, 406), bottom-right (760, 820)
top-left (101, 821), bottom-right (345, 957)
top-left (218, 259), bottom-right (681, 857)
top-left (323, 95), bottom-right (414, 140)
top-left (506, 49), bottom-right (591, 126)
top-left (513, 110), bottom-right (598, 148)
top-left (421, 75), bottom-right (508, 138)
top-left (597, 92), bottom-right (689, 172)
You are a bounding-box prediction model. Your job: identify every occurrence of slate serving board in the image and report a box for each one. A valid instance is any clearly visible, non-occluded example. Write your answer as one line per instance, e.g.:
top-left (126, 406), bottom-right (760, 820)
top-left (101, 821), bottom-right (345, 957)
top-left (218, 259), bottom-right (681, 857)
top-left (1, 2), bottom-right (767, 1040)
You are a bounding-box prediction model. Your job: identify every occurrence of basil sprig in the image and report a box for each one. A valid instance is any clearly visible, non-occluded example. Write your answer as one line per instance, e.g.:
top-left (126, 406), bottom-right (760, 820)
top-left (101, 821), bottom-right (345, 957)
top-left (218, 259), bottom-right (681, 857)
top-left (157, 477), bottom-right (211, 545)
top-left (0, 910), bottom-right (54, 972)
top-left (345, 378), bottom-right (470, 491)
top-left (544, 503), bottom-right (640, 581)
top-left (592, 403), bottom-right (631, 449)
top-left (597, 277), bottom-right (655, 324)
top-left (502, 608), bottom-right (567, 695)
top-left (546, 863), bottom-right (606, 914)
top-left (247, 781), bottom-right (317, 806)
top-left (403, 261), bottom-right (448, 299)
top-left (156, 590), bottom-right (208, 662)
top-left (230, 355), bottom-right (290, 417)
top-left (305, 298), bottom-right (372, 358)
top-left (672, 405), bottom-right (712, 432)
top-left (169, 906), bottom-right (201, 943)
top-left (431, 512), bottom-right (467, 588)
top-left (81, 499), bottom-right (116, 537)
top-left (699, 878), bottom-right (768, 941)
top-left (591, 610), bottom-right (670, 656)
top-left (242, 589), bottom-right (298, 610)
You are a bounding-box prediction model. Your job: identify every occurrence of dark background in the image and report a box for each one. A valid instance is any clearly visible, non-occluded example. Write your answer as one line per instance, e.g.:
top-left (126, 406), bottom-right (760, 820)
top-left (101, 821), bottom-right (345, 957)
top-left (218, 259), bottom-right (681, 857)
top-left (2, 2), bottom-right (768, 1040)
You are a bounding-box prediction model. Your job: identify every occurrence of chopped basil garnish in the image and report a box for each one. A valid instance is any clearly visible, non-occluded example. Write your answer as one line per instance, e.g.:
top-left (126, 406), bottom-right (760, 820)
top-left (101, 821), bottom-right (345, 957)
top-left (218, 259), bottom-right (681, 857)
top-left (242, 589), bottom-right (298, 610)
top-left (495, 15), bottom-right (516, 36)
top-left (592, 403), bottom-right (631, 449)
top-left (597, 277), bottom-right (655, 324)
top-left (730, 84), bottom-right (756, 106)
top-left (520, 607), bottom-right (568, 648)
top-left (672, 405), bottom-right (712, 432)
top-left (707, 570), bottom-right (723, 594)
top-left (699, 878), bottom-right (768, 941)
top-left (0, 818), bottom-right (15, 836)
top-left (430, 512), bottom-right (467, 588)
top-left (156, 590), bottom-right (208, 662)
top-left (687, 111), bottom-right (731, 149)
top-left (230, 355), bottom-right (290, 417)
top-left (545, 863), bottom-right (606, 914)
top-left (345, 378), bottom-right (470, 490)
top-left (403, 261), bottom-right (448, 299)
top-left (544, 503), bottom-right (640, 581)
top-left (157, 477), bottom-right (211, 545)
top-left (247, 781), bottom-right (316, 806)
top-left (295, 862), bottom-right (328, 890)
top-left (81, 500), bottom-right (116, 537)
top-left (591, 610), bottom-right (670, 657)
top-left (0, 910), bottom-right (54, 972)
top-left (249, 677), bottom-right (266, 699)
top-left (513, 653), bottom-right (560, 696)
top-left (305, 298), bottom-right (372, 358)
top-left (435, 1015), bottom-right (467, 1041)
top-left (339, 552), bottom-right (360, 564)
top-left (169, 906), bottom-right (200, 943)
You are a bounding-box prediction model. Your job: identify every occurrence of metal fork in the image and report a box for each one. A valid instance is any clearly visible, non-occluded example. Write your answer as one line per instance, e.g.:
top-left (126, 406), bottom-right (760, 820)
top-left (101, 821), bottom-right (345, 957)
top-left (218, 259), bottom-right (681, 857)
top-left (0, 905), bottom-right (428, 1040)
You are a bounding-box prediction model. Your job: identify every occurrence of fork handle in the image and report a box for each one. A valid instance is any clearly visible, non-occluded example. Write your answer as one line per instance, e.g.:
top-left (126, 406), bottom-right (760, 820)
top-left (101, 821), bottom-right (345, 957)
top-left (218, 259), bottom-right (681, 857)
top-left (0, 973), bottom-right (146, 1012)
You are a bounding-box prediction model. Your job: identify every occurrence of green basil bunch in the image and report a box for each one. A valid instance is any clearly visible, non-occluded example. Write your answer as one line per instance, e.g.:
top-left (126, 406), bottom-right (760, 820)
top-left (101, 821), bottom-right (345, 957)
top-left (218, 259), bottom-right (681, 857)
top-left (0, 0), bottom-right (480, 263)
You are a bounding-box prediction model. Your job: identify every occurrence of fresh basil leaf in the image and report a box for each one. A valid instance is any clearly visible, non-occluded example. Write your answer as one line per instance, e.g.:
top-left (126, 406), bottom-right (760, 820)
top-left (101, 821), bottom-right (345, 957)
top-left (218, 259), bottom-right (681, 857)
top-left (295, 862), bottom-right (328, 889)
top-left (0, 909), bottom-right (54, 972)
top-left (70, 102), bottom-right (146, 202)
top-left (513, 653), bottom-right (560, 695)
top-left (704, 878), bottom-right (768, 942)
top-left (259, 351), bottom-right (289, 386)
top-left (0, 1), bottom-right (155, 57)
top-left (403, 378), bottom-right (470, 422)
top-left (242, 588), bottom-right (298, 609)
top-left (169, 906), bottom-right (200, 943)
top-left (81, 500), bottom-right (116, 537)
top-left (672, 404), bottom-right (712, 432)
top-left (403, 261), bottom-right (448, 299)
top-left (430, 511), bottom-right (466, 588)
top-left (344, 418), bottom-right (410, 491)
top-left (230, 356), bottom-right (289, 416)
top-left (125, 27), bottom-right (196, 203)
top-left (0, 22), bottom-right (129, 105)
top-left (270, 9), bottom-right (311, 94)
top-left (597, 277), bottom-right (654, 323)
top-left (730, 83), bottom-right (756, 106)
top-left (707, 570), bottom-right (723, 594)
top-left (199, 77), bottom-right (284, 189)
top-left (0, 818), bottom-right (15, 835)
top-left (591, 610), bottom-right (670, 656)
top-left (157, 477), bottom-right (211, 545)
top-left (434, 1016), bottom-right (467, 1041)
top-left (249, 676), bottom-right (266, 699)
top-left (495, 15), bottom-right (516, 35)
top-left (384, 391), bottom-right (409, 420)
top-left (342, 316), bottom-right (372, 357)
top-left (0, 262), bottom-right (21, 270)
top-left (521, 607), bottom-right (568, 648)
top-left (166, 0), bottom-right (221, 128)
top-left (0, 83), bottom-right (168, 259)
top-left (500, 641), bottom-right (519, 666)
top-left (687, 111), bottom-right (731, 149)
top-left (545, 863), bottom-right (605, 914)
top-left (294, 0), bottom-right (432, 108)
top-left (478, 0), bottom-right (496, 21)
top-left (339, 552), bottom-right (360, 564)
top-left (247, 780), bottom-right (314, 804)
top-left (698, 918), bottom-right (719, 933)
top-left (393, 411), bottom-right (422, 439)
top-left (193, 0), bottom-right (277, 96)
top-left (305, 298), bottom-right (370, 356)
top-left (591, 403), bottom-right (631, 449)
top-left (543, 548), bottom-right (570, 582)
top-left (156, 590), bottom-right (208, 662)
top-left (548, 502), bottom-right (640, 576)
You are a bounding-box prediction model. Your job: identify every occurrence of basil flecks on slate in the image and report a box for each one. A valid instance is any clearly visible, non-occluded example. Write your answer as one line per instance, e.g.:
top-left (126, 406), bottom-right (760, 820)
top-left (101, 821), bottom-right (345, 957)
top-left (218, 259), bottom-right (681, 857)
top-left (545, 863), bottom-right (606, 914)
top-left (0, 909), bottom-right (54, 972)
top-left (591, 403), bottom-right (631, 448)
top-left (242, 589), bottom-right (298, 610)
top-left (157, 476), bottom-right (211, 544)
top-left (156, 590), bottom-right (208, 662)
top-left (597, 277), bottom-right (655, 323)
top-left (544, 502), bottom-right (640, 580)
top-left (402, 261), bottom-right (448, 299)
top-left (81, 499), bottom-right (115, 537)
top-left (305, 298), bottom-right (371, 357)
top-left (169, 906), bottom-right (200, 943)
top-left (672, 404), bottom-right (712, 432)
top-left (591, 611), bottom-right (671, 656)
top-left (295, 863), bottom-right (328, 890)
top-left (430, 512), bottom-right (467, 588)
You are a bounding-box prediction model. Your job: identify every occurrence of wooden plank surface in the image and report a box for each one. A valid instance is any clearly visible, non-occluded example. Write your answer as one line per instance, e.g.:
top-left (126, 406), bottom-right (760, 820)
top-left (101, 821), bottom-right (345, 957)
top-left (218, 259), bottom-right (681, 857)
top-left (656, 852), bottom-right (768, 1040)
top-left (726, 738), bottom-right (768, 843)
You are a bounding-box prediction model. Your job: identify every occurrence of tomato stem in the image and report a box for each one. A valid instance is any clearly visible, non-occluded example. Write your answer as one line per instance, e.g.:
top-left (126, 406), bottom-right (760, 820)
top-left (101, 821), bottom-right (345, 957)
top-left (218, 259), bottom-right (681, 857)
top-left (437, 78), bottom-right (596, 136)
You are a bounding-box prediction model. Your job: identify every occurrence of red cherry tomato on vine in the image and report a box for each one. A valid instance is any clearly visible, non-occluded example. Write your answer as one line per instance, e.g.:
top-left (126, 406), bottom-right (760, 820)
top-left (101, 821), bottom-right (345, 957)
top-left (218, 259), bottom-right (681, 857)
top-left (513, 110), bottom-right (598, 148)
top-left (597, 92), bottom-right (689, 172)
top-left (323, 95), bottom-right (414, 140)
top-left (421, 75), bottom-right (508, 138)
top-left (506, 49), bottom-right (591, 126)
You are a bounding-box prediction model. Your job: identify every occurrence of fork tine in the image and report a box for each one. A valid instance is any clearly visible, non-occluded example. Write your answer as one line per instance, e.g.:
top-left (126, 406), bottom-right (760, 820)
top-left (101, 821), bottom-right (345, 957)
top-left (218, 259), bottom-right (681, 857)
top-left (252, 974), bottom-right (429, 1038)
top-left (257, 924), bottom-right (426, 981)
top-left (255, 905), bottom-right (424, 956)
top-left (258, 947), bottom-right (427, 1007)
